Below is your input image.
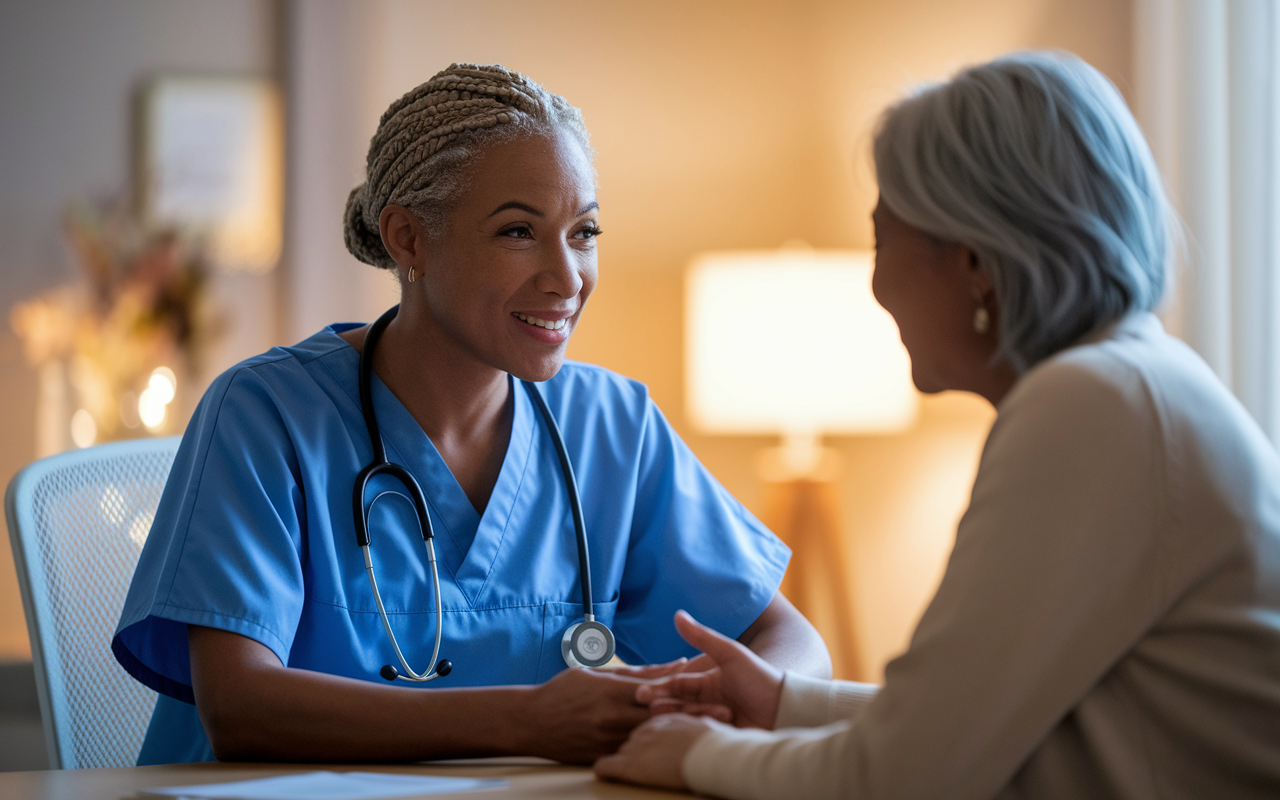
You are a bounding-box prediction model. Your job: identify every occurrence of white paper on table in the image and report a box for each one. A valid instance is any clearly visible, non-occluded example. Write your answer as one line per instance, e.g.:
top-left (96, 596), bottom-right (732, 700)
top-left (137, 770), bottom-right (508, 800)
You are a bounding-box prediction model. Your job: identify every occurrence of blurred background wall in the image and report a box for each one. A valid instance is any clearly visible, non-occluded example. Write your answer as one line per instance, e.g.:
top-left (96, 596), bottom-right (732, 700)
top-left (0, 0), bottom-right (1132, 692)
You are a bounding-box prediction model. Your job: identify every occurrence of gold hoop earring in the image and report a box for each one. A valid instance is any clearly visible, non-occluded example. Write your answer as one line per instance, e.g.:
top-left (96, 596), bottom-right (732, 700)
top-left (407, 267), bottom-right (417, 283)
top-left (973, 305), bottom-right (990, 334)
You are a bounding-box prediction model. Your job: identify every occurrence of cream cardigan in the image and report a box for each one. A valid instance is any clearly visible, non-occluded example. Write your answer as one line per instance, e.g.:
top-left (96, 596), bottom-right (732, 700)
top-left (684, 314), bottom-right (1280, 799)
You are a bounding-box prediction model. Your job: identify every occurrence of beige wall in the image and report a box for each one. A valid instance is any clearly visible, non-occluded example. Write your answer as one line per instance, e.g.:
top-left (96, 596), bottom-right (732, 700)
top-left (0, 0), bottom-right (1132, 680)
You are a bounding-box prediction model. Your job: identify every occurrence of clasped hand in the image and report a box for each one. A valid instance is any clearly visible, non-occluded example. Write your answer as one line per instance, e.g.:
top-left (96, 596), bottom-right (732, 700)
top-left (594, 610), bottom-right (785, 790)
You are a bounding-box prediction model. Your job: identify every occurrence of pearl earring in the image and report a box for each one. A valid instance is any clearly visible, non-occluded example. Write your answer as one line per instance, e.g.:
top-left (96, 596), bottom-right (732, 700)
top-left (973, 305), bottom-right (989, 334)
top-left (408, 267), bottom-right (417, 283)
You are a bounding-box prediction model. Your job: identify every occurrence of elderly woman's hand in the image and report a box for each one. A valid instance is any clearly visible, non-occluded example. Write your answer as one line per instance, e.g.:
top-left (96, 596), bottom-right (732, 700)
top-left (593, 712), bottom-right (722, 790)
top-left (636, 610), bottom-right (784, 729)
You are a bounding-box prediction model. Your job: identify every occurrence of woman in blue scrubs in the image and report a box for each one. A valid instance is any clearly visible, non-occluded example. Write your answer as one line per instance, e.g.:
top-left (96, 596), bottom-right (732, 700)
top-left (113, 63), bottom-right (830, 765)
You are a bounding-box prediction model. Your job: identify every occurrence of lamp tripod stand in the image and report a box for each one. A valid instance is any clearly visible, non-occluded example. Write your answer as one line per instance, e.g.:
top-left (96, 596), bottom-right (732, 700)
top-left (760, 435), bottom-right (861, 681)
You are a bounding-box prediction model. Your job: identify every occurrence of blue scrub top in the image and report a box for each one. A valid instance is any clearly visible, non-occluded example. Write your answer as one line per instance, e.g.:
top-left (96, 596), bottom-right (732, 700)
top-left (113, 324), bottom-right (790, 764)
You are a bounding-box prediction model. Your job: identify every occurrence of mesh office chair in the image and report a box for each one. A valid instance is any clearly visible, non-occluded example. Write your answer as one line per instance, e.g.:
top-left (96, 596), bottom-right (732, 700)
top-left (5, 436), bottom-right (179, 769)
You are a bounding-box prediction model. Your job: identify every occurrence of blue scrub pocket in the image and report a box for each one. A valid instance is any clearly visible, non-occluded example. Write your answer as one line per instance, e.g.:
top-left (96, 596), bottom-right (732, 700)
top-left (536, 598), bottom-right (618, 683)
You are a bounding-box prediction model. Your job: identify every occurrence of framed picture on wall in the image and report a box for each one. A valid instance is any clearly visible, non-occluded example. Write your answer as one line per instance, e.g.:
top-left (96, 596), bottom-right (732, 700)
top-left (136, 75), bottom-right (284, 273)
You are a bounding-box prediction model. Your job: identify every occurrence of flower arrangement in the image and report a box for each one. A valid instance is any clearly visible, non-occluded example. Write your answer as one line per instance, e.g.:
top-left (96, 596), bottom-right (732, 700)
top-left (11, 200), bottom-right (224, 449)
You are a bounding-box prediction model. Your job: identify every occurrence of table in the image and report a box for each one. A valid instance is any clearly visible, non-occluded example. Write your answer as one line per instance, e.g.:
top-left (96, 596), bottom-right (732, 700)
top-left (0, 758), bottom-right (685, 799)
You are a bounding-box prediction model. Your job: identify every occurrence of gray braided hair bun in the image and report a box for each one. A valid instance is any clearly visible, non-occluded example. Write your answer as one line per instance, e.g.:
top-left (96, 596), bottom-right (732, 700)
top-left (344, 63), bottom-right (593, 269)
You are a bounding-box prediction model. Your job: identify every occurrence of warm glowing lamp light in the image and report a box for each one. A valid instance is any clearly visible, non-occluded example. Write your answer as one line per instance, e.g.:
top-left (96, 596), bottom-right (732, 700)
top-left (686, 247), bottom-right (916, 466)
top-left (685, 246), bottom-right (918, 681)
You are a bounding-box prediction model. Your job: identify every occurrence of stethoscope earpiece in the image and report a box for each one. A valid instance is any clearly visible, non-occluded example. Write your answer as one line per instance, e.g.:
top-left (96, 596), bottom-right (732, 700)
top-left (380, 659), bottom-right (451, 682)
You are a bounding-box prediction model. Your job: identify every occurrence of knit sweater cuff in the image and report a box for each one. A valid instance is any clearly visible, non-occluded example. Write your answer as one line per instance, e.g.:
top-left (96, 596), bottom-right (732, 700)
top-left (682, 724), bottom-right (779, 799)
top-left (775, 672), bottom-right (879, 729)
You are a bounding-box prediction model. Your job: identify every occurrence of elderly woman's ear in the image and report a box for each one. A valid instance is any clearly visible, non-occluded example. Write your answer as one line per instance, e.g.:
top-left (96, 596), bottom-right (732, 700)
top-left (965, 249), bottom-right (985, 281)
top-left (956, 248), bottom-right (988, 288)
top-left (965, 250), bottom-right (996, 320)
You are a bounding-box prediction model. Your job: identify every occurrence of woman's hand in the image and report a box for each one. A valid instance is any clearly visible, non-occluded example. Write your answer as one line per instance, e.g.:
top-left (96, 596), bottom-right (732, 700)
top-left (516, 666), bottom-right (653, 764)
top-left (637, 610), bottom-right (785, 729)
top-left (605, 652), bottom-right (715, 680)
top-left (593, 713), bottom-right (720, 790)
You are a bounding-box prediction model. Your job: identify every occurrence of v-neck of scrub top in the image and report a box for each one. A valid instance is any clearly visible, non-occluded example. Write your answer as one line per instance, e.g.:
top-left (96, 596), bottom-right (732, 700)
top-left (339, 334), bottom-right (537, 608)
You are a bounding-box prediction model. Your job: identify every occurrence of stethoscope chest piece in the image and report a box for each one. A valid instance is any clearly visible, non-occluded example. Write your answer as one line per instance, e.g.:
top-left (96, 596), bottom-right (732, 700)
top-left (562, 619), bottom-right (616, 668)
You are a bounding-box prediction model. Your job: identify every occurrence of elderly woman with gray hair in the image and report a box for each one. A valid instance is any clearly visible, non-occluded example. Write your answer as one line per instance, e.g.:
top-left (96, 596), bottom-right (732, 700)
top-left (596, 51), bottom-right (1280, 798)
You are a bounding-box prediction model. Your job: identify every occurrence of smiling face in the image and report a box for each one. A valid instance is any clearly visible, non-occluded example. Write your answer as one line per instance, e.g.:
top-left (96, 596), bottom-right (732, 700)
top-left (390, 131), bottom-right (600, 383)
top-left (871, 198), bottom-right (997, 395)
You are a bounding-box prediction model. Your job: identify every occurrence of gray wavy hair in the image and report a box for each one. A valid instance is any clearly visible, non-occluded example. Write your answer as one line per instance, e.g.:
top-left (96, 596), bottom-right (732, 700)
top-left (873, 50), bottom-right (1175, 373)
top-left (344, 63), bottom-right (592, 270)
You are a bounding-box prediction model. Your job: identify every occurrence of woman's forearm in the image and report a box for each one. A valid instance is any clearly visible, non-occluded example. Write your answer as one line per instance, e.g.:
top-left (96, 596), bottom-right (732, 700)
top-left (739, 593), bottom-right (833, 679)
top-left (190, 625), bottom-right (533, 761)
top-left (189, 625), bottom-right (648, 763)
top-left (209, 668), bottom-right (537, 761)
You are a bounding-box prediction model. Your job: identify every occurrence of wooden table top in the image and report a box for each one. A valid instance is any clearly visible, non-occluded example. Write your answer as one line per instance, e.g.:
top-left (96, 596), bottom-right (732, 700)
top-left (0, 758), bottom-right (683, 799)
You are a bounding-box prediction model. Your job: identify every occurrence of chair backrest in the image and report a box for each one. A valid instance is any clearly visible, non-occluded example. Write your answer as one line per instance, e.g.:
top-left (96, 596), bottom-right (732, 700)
top-left (5, 436), bottom-right (179, 769)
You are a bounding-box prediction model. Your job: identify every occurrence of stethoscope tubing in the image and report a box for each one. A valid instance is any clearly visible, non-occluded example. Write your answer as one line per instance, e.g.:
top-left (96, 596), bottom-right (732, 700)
top-left (362, 537), bottom-right (444, 682)
top-left (355, 307), bottom-right (447, 681)
top-left (523, 378), bottom-right (595, 618)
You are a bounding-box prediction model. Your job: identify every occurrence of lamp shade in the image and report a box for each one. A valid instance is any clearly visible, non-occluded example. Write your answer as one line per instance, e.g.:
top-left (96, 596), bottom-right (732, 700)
top-left (685, 248), bottom-right (917, 435)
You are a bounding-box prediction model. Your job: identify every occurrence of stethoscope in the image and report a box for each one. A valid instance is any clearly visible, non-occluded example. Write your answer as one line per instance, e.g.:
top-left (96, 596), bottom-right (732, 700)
top-left (353, 305), bottom-right (616, 683)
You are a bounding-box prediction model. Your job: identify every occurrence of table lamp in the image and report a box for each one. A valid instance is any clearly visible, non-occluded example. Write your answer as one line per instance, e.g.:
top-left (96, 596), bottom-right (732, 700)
top-left (685, 245), bottom-right (917, 679)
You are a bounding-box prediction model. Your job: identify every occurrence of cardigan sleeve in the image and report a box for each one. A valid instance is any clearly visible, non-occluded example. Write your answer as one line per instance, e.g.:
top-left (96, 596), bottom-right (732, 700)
top-left (680, 353), bottom-right (1176, 800)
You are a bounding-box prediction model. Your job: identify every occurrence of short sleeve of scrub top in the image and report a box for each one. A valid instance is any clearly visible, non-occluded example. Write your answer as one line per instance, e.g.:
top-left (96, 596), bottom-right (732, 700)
top-left (113, 325), bottom-right (791, 764)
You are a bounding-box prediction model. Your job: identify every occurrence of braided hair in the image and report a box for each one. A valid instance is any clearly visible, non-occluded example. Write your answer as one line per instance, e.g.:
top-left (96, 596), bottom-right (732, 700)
top-left (344, 63), bottom-right (592, 269)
